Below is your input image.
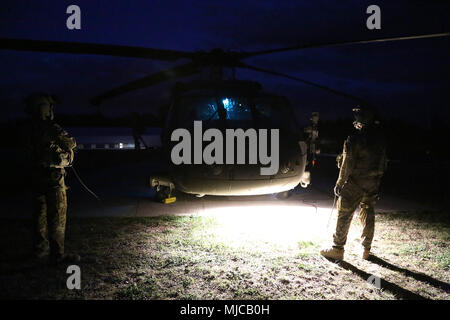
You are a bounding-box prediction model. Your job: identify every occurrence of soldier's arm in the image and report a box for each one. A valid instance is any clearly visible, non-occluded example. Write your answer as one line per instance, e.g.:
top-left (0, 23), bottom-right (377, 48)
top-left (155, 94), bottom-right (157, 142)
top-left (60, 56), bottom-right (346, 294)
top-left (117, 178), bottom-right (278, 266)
top-left (336, 137), bottom-right (356, 187)
top-left (52, 123), bottom-right (77, 151)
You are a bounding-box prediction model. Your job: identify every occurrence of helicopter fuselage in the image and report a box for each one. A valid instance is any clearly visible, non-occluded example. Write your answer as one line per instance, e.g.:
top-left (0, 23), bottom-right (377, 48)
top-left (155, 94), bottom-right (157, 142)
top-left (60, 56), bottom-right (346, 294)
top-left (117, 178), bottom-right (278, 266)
top-left (158, 80), bottom-right (311, 196)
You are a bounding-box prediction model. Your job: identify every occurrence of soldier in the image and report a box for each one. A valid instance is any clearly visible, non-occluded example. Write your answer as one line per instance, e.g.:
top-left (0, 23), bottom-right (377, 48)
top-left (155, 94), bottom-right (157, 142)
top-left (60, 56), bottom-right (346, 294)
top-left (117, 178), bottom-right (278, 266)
top-left (321, 106), bottom-right (387, 260)
top-left (24, 93), bottom-right (80, 265)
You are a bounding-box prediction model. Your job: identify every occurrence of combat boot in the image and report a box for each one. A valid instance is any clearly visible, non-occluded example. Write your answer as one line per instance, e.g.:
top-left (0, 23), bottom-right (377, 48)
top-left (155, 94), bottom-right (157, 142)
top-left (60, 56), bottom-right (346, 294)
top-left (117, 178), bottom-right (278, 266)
top-left (320, 247), bottom-right (344, 260)
top-left (34, 249), bottom-right (49, 260)
top-left (50, 253), bottom-right (81, 266)
top-left (59, 253), bottom-right (81, 263)
top-left (32, 245), bottom-right (50, 264)
top-left (361, 247), bottom-right (371, 260)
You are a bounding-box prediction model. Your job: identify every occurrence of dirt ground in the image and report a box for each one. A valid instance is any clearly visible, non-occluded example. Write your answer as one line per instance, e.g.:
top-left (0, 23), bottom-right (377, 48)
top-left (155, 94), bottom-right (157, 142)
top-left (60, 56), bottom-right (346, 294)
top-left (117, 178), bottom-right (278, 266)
top-left (1, 149), bottom-right (448, 300)
top-left (0, 209), bottom-right (448, 300)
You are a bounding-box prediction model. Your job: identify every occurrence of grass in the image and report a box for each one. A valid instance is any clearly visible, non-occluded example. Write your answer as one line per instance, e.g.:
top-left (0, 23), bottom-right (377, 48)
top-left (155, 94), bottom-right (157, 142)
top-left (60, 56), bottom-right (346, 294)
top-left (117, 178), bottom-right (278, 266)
top-left (0, 210), bottom-right (449, 300)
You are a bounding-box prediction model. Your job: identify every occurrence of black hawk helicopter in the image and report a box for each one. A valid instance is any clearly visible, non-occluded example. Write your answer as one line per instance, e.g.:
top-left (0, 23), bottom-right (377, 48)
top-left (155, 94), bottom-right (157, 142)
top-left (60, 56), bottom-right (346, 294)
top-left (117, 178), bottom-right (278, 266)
top-left (1, 31), bottom-right (449, 200)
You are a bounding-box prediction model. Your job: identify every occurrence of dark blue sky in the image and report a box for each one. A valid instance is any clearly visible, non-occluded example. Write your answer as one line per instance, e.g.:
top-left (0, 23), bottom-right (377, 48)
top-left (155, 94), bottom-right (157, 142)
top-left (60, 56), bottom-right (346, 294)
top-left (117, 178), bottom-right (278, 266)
top-left (1, 0), bottom-right (449, 125)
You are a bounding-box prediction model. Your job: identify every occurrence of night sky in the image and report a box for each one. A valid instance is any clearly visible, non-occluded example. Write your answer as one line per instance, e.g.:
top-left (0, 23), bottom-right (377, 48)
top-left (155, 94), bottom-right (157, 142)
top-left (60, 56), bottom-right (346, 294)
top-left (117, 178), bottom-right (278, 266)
top-left (1, 0), bottom-right (449, 125)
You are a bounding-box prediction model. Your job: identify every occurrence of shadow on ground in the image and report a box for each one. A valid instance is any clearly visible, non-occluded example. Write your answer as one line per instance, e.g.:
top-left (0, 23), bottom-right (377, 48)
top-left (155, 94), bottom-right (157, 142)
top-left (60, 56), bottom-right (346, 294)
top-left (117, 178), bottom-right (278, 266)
top-left (367, 255), bottom-right (450, 294)
top-left (325, 257), bottom-right (427, 300)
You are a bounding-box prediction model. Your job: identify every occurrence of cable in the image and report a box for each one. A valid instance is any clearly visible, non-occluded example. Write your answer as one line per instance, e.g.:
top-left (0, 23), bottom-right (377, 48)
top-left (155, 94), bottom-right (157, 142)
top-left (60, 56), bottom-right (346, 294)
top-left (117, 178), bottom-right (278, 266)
top-left (327, 194), bottom-right (337, 230)
top-left (69, 166), bottom-right (101, 202)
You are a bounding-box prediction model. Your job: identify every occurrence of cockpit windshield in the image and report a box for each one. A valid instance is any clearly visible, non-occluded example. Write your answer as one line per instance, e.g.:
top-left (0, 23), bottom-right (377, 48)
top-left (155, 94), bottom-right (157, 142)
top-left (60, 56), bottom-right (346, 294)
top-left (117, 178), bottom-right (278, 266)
top-left (177, 94), bottom-right (298, 132)
top-left (180, 96), bottom-right (220, 121)
top-left (221, 97), bottom-right (252, 120)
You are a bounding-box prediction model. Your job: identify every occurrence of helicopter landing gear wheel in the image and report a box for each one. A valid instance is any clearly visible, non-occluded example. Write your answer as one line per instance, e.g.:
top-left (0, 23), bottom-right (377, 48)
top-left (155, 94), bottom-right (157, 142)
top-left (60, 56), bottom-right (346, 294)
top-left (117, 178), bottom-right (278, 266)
top-left (150, 176), bottom-right (176, 203)
top-left (155, 186), bottom-right (172, 202)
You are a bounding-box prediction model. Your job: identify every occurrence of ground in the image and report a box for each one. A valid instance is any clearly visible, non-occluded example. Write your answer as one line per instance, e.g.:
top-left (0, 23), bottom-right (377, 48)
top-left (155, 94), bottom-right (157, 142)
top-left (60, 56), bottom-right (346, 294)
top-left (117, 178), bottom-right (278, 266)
top-left (0, 150), bottom-right (448, 300)
top-left (1, 209), bottom-right (448, 300)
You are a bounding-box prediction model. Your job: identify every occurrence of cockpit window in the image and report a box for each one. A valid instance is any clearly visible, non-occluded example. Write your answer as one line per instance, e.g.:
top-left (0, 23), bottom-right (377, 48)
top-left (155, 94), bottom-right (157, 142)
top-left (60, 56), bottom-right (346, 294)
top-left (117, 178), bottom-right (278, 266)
top-left (179, 96), bottom-right (252, 122)
top-left (221, 97), bottom-right (252, 120)
top-left (177, 94), bottom-right (298, 133)
top-left (179, 96), bottom-right (220, 121)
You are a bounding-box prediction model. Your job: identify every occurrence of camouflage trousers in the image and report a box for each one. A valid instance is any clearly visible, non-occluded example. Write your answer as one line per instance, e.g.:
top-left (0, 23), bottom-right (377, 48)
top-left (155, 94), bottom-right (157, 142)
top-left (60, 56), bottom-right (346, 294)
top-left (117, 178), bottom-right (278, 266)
top-left (32, 169), bottom-right (67, 260)
top-left (333, 178), bottom-right (380, 250)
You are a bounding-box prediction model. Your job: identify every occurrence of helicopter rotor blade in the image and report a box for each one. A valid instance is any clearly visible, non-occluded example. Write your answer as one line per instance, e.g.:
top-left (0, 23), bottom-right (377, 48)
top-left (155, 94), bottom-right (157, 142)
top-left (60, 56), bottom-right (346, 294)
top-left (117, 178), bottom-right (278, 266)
top-left (0, 38), bottom-right (195, 61)
top-left (239, 32), bottom-right (450, 58)
top-left (91, 62), bottom-right (199, 105)
top-left (239, 63), bottom-right (366, 104)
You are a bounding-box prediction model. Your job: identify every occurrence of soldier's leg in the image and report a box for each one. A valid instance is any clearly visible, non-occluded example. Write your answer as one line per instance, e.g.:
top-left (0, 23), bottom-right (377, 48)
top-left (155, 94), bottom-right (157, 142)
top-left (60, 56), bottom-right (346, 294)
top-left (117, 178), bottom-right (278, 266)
top-left (332, 179), bottom-right (363, 249)
top-left (359, 198), bottom-right (376, 250)
top-left (46, 186), bottom-right (67, 261)
top-left (31, 194), bottom-right (49, 256)
top-left (332, 195), bottom-right (360, 249)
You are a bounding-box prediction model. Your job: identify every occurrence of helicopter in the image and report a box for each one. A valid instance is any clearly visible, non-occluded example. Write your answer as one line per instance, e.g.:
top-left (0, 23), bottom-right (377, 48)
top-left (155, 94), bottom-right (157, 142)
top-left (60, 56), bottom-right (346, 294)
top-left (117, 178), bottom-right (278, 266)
top-left (149, 78), bottom-right (316, 199)
top-left (1, 31), bottom-right (449, 200)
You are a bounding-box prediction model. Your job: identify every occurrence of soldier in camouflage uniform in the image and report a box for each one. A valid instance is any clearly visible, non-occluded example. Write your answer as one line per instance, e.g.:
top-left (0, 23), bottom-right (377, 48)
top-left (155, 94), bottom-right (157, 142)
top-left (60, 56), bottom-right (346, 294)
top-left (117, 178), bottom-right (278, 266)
top-left (321, 107), bottom-right (387, 260)
top-left (24, 93), bottom-right (79, 265)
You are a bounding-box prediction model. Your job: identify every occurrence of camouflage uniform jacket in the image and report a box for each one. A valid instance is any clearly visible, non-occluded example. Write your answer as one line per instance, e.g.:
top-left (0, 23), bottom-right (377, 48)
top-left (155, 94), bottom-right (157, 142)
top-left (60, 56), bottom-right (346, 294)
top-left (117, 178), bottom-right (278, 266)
top-left (27, 120), bottom-right (76, 190)
top-left (336, 127), bottom-right (388, 192)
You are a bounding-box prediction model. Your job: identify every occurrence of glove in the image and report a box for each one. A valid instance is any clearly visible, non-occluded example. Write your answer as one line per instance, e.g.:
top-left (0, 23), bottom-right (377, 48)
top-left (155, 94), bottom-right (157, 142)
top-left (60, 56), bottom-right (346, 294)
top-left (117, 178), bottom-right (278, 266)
top-left (336, 154), bottom-right (343, 169)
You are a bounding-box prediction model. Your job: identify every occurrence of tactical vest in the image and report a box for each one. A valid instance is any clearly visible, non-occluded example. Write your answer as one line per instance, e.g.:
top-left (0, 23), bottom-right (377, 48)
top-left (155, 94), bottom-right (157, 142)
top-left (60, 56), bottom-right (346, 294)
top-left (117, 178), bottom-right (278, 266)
top-left (30, 121), bottom-right (76, 169)
top-left (349, 129), bottom-right (387, 179)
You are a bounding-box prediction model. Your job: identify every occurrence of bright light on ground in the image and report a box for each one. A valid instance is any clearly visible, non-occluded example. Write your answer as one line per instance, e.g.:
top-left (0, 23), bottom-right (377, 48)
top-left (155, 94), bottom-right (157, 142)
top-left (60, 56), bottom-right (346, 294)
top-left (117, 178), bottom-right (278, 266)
top-left (192, 204), bottom-right (344, 251)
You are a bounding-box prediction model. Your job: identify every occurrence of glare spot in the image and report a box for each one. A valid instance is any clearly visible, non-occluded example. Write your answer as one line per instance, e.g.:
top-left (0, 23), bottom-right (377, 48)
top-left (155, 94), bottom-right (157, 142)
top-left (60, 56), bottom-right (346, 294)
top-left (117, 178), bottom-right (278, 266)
top-left (192, 204), bottom-right (339, 251)
top-left (222, 98), bottom-right (231, 111)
